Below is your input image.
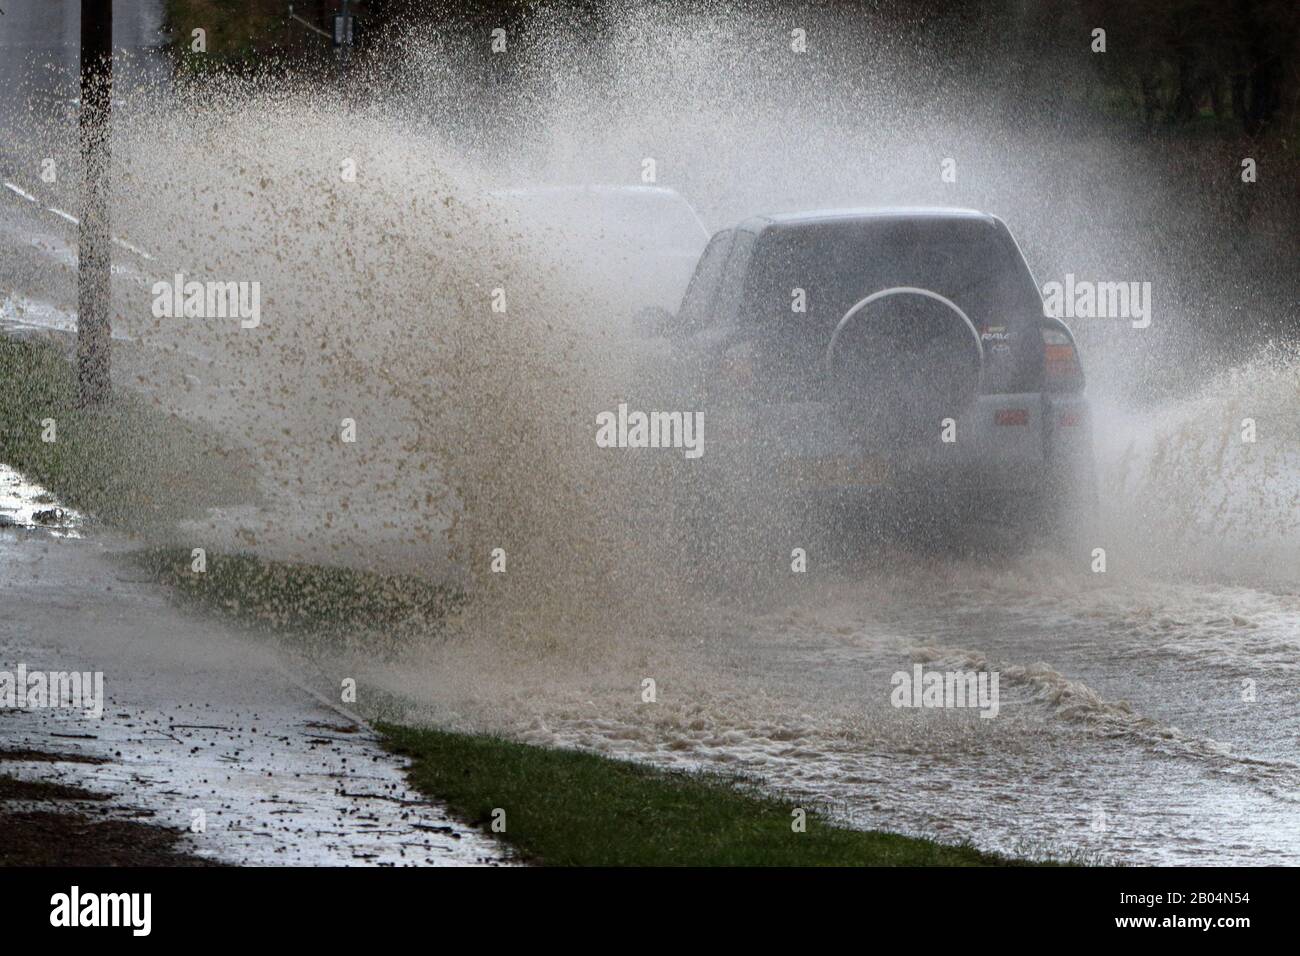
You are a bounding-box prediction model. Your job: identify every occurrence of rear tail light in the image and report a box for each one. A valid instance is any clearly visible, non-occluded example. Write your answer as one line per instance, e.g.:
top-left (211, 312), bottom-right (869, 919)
top-left (995, 408), bottom-right (1029, 426)
top-left (1042, 328), bottom-right (1083, 390)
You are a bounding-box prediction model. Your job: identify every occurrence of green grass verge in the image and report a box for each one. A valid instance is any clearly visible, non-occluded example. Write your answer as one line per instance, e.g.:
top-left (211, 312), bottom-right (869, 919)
top-left (0, 337), bottom-right (256, 526)
top-left (379, 723), bottom-right (1026, 866)
top-left (134, 546), bottom-right (462, 649)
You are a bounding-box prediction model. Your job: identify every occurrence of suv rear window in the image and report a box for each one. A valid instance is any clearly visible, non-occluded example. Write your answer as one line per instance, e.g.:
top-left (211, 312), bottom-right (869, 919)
top-left (746, 219), bottom-right (1040, 328)
top-left (741, 218), bottom-right (1044, 391)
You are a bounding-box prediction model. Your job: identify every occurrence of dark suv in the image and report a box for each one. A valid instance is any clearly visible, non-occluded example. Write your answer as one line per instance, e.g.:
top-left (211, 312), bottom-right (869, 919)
top-left (652, 207), bottom-right (1095, 541)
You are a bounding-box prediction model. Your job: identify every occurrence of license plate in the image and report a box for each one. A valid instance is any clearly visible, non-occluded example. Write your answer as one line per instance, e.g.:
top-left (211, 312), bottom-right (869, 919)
top-left (780, 456), bottom-right (890, 488)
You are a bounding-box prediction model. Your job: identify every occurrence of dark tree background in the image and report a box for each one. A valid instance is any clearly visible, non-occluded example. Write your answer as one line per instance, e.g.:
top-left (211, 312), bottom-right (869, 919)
top-left (164, 0), bottom-right (1300, 141)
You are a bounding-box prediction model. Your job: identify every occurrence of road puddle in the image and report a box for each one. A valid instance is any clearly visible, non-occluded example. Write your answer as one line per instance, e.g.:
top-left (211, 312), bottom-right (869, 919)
top-left (0, 462), bottom-right (83, 537)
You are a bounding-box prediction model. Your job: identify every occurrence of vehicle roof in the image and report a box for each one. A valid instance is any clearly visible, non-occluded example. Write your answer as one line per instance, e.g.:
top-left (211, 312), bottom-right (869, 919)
top-left (487, 184), bottom-right (691, 200)
top-left (487, 184), bottom-right (711, 240)
top-left (737, 206), bottom-right (999, 232)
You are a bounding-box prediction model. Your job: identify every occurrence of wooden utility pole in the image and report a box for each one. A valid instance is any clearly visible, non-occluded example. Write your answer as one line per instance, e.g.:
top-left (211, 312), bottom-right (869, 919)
top-left (77, 0), bottom-right (112, 407)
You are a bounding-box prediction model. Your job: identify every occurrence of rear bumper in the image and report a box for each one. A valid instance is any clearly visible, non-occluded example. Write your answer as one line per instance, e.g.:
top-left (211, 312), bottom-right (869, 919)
top-left (709, 392), bottom-right (1093, 497)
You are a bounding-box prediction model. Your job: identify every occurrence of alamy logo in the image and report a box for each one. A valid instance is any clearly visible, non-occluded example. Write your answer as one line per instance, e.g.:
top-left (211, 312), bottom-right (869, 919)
top-left (0, 663), bottom-right (104, 719)
top-left (595, 403), bottom-right (704, 459)
top-left (1041, 274), bottom-right (1151, 329)
top-left (890, 664), bottom-right (999, 718)
top-left (50, 887), bottom-right (151, 937)
top-left (151, 273), bottom-right (261, 328)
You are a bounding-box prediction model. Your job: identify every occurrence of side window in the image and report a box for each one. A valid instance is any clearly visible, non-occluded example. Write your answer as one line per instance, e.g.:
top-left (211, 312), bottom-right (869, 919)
top-left (712, 230), bottom-right (757, 328)
top-left (674, 229), bottom-right (733, 334)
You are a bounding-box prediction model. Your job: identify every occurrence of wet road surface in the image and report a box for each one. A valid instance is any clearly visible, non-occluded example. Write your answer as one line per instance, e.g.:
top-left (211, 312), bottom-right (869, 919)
top-left (0, 465), bottom-right (510, 866)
